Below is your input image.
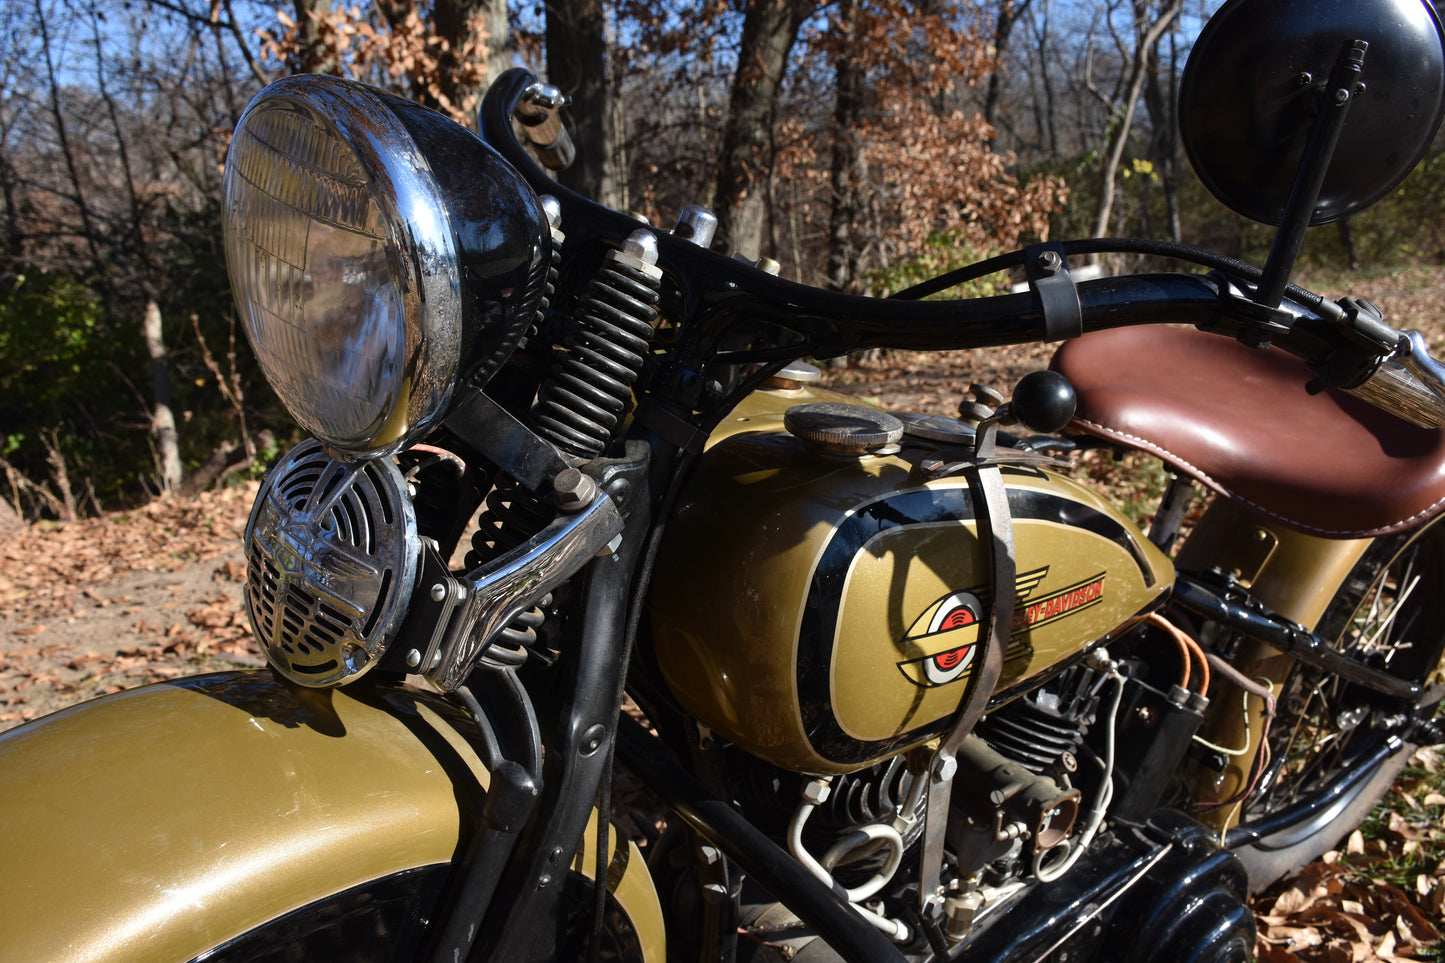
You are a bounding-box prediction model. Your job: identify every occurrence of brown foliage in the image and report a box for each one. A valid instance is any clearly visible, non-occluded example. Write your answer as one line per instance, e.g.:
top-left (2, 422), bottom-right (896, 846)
top-left (772, 0), bottom-right (1066, 288)
top-left (1253, 758), bottom-right (1445, 962)
top-left (258, 1), bottom-right (493, 126)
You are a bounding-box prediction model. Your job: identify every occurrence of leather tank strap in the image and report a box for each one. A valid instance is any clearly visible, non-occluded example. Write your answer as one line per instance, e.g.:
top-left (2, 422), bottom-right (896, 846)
top-left (917, 453), bottom-right (1016, 914)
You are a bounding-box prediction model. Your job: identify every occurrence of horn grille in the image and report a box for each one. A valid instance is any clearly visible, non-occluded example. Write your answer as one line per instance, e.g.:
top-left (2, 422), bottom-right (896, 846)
top-left (243, 439), bottom-right (418, 687)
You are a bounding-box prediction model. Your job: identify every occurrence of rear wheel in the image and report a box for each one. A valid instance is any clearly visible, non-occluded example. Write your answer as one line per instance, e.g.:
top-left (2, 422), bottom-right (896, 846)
top-left (1232, 517), bottom-right (1445, 888)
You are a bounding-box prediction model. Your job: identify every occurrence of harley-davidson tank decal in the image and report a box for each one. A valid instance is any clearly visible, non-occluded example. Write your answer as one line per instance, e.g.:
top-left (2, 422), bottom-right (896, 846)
top-left (1020, 572), bottom-right (1107, 630)
top-left (894, 564), bottom-right (1107, 690)
top-left (895, 591), bottom-right (983, 687)
top-left (799, 479), bottom-right (1149, 766)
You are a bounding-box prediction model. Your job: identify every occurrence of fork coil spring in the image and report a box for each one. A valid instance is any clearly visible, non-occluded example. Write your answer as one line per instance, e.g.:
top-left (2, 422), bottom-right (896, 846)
top-left (532, 248), bottom-right (662, 459)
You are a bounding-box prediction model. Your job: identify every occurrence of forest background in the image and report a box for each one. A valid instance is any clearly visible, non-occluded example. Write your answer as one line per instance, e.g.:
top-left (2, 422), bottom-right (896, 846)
top-left (4, 4), bottom-right (1445, 959)
top-left (6, 0), bottom-right (1445, 517)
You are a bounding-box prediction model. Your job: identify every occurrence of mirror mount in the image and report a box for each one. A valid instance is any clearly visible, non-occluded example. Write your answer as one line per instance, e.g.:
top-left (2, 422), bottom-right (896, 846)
top-left (1180, 0), bottom-right (1445, 308)
top-left (1256, 39), bottom-right (1368, 308)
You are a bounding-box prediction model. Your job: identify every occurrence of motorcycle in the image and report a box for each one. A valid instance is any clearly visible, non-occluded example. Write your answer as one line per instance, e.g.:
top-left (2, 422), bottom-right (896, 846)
top-left (4, 0), bottom-right (1445, 960)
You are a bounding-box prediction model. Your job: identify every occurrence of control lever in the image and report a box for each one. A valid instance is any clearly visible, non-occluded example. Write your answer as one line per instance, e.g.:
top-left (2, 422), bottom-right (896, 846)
top-left (514, 82), bottom-right (575, 171)
top-left (969, 371), bottom-right (1077, 461)
top-left (1010, 370), bottom-right (1077, 434)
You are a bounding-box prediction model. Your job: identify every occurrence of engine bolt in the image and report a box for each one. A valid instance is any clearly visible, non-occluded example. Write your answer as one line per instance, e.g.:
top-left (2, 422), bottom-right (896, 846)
top-left (430, 583), bottom-right (447, 602)
top-left (405, 648), bottom-right (422, 669)
top-left (622, 229), bottom-right (659, 265)
top-left (801, 777), bottom-right (832, 804)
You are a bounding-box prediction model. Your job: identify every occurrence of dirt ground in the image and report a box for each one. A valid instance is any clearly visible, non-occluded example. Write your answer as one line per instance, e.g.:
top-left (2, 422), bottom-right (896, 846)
top-left (0, 483), bottom-right (263, 726)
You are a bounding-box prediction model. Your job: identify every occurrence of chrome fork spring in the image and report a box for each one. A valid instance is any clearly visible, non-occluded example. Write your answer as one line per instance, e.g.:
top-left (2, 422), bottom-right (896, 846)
top-left (531, 232), bottom-right (661, 459)
top-left (496, 594), bottom-right (550, 650)
top-left (531, 196), bottom-right (563, 336)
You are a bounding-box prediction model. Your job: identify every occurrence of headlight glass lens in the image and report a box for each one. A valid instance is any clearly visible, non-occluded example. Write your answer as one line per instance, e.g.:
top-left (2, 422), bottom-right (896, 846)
top-left (224, 100), bottom-right (407, 450)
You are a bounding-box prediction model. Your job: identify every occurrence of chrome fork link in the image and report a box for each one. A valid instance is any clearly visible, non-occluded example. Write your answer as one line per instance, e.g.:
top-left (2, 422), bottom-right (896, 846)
top-left (531, 229), bottom-right (662, 460)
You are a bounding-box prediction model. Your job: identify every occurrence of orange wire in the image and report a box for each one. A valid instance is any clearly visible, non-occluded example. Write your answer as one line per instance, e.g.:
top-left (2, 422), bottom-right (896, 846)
top-left (1146, 612), bottom-right (1191, 691)
top-left (1145, 612), bottom-right (1211, 695)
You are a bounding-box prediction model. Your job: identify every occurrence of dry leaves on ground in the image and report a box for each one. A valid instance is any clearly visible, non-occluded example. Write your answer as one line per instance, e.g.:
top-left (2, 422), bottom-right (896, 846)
top-left (0, 482), bottom-right (262, 725)
top-left (1254, 747), bottom-right (1445, 962)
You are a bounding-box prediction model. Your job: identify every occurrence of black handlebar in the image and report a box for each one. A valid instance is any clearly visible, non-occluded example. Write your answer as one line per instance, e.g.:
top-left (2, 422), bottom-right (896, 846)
top-left (479, 69), bottom-right (1437, 421)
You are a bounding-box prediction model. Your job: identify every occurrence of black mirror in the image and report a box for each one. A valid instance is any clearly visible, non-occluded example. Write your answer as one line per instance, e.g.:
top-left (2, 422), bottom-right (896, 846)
top-left (1180, 0), bottom-right (1445, 227)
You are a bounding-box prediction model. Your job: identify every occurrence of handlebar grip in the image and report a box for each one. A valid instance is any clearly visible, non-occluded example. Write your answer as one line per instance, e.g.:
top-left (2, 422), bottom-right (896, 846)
top-left (1345, 331), bottom-right (1445, 428)
top-left (512, 80), bottom-right (575, 171)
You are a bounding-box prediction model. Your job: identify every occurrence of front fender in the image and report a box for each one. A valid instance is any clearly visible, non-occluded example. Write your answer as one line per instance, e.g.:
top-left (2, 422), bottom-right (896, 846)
top-left (0, 670), bottom-right (665, 963)
top-left (0, 670), bottom-right (487, 962)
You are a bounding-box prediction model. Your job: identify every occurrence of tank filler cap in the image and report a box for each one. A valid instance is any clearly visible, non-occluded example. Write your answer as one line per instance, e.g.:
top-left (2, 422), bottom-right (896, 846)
top-left (784, 402), bottom-right (904, 455)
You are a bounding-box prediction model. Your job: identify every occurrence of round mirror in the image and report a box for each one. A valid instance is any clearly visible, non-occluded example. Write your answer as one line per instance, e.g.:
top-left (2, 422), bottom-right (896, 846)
top-left (1179, 0), bottom-right (1445, 226)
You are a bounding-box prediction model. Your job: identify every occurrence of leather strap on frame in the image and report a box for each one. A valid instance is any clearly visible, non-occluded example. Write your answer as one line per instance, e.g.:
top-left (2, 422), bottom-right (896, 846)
top-left (917, 456), bottom-right (1016, 914)
top-left (1025, 242), bottom-right (1082, 343)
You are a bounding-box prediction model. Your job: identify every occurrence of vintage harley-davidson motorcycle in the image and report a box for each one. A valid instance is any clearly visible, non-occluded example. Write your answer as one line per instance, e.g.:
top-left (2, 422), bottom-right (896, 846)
top-left (5, 0), bottom-right (1445, 960)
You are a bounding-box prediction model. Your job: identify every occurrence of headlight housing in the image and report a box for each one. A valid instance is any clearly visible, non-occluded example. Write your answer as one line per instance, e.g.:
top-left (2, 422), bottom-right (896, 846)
top-left (223, 75), bottom-right (549, 457)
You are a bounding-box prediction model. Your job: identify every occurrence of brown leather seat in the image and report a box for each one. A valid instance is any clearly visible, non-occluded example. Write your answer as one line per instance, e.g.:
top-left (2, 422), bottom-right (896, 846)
top-left (1049, 326), bottom-right (1445, 537)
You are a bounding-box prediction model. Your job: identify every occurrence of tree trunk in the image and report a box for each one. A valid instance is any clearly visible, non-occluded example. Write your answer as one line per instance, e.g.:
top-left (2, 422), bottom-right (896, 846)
top-left (1090, 0), bottom-right (1183, 239)
top-left (481, 0), bottom-right (509, 91)
top-left (0, 493), bottom-right (22, 540)
top-left (713, 0), bottom-right (814, 259)
top-left (1031, 0), bottom-right (1059, 157)
top-left (143, 299), bottom-right (182, 495)
top-left (545, 0), bottom-right (627, 209)
top-left (1338, 216), bottom-right (1359, 269)
top-left (1143, 22), bottom-right (1181, 242)
top-left (433, 0), bottom-right (507, 128)
top-left (983, 0), bottom-right (1031, 147)
top-left (826, 0), bottom-right (865, 292)
top-left (292, 0), bottom-right (331, 73)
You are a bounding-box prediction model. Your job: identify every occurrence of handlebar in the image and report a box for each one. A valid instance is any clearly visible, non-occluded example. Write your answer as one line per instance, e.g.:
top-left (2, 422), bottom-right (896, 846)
top-left (478, 69), bottom-right (1445, 431)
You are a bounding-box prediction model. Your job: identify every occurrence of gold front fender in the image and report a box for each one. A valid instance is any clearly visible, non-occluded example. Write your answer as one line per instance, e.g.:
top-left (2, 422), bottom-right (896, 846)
top-left (0, 670), bottom-right (663, 963)
top-left (0, 671), bottom-right (484, 962)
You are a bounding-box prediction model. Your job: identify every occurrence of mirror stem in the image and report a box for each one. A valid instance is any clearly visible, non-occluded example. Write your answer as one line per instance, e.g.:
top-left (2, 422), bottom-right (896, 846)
top-left (1256, 39), bottom-right (1368, 309)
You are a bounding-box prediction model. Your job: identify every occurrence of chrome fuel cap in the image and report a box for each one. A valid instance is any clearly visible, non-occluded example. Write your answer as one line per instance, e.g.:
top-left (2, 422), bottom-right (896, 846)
top-left (784, 402), bottom-right (904, 455)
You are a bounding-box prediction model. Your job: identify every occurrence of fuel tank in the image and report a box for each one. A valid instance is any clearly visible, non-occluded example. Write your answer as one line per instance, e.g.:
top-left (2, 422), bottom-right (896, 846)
top-left (650, 383), bottom-right (1173, 775)
top-left (0, 670), bottom-right (663, 963)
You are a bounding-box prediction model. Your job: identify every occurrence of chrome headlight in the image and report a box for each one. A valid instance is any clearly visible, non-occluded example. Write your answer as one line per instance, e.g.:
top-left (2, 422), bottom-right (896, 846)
top-left (223, 76), bottom-right (549, 456)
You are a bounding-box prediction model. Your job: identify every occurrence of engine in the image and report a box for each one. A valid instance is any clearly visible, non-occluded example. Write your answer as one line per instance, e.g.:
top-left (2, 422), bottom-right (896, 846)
top-left (688, 655), bottom-right (1119, 962)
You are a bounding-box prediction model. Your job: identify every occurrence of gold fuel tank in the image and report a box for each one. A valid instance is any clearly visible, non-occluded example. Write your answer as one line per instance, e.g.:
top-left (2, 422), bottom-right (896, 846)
top-left (649, 383), bottom-right (1173, 775)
